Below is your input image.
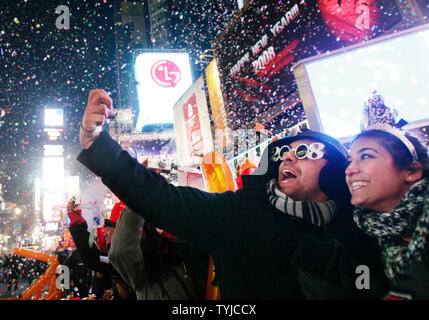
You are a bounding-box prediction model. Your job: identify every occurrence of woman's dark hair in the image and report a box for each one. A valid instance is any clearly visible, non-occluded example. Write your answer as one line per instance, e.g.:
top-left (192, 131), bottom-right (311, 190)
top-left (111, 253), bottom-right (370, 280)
top-left (140, 222), bottom-right (186, 284)
top-left (353, 130), bottom-right (429, 178)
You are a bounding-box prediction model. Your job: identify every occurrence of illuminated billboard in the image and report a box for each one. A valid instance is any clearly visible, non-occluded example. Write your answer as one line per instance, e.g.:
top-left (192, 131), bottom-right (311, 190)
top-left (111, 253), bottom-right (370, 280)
top-left (42, 155), bottom-right (65, 221)
top-left (44, 108), bottom-right (64, 127)
top-left (205, 59), bottom-right (235, 154)
top-left (42, 190), bottom-right (65, 222)
top-left (205, 59), bottom-right (227, 130)
top-left (134, 51), bottom-right (193, 131)
top-left (42, 156), bottom-right (64, 189)
top-left (44, 222), bottom-right (59, 232)
top-left (213, 0), bottom-right (404, 131)
top-left (173, 76), bottom-right (214, 167)
top-left (43, 145), bottom-right (64, 157)
top-left (44, 128), bottom-right (64, 141)
top-left (294, 23), bottom-right (429, 139)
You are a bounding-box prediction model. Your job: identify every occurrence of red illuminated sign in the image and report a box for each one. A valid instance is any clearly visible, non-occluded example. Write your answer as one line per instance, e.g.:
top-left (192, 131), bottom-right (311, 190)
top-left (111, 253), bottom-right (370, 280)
top-left (318, 0), bottom-right (381, 43)
top-left (44, 128), bottom-right (63, 141)
top-left (151, 60), bottom-right (181, 88)
top-left (182, 94), bottom-right (203, 156)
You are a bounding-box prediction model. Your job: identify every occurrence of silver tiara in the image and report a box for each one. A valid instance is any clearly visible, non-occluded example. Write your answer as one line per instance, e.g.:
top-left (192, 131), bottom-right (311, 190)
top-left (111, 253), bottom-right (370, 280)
top-left (360, 94), bottom-right (418, 161)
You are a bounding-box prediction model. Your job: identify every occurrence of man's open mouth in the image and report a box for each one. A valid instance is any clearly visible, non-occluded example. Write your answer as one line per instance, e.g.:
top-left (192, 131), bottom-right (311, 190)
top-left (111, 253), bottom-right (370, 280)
top-left (281, 169), bottom-right (297, 182)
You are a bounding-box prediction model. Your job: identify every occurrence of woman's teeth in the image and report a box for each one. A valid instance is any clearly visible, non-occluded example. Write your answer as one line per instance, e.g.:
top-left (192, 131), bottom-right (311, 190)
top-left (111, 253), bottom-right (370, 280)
top-left (350, 181), bottom-right (368, 191)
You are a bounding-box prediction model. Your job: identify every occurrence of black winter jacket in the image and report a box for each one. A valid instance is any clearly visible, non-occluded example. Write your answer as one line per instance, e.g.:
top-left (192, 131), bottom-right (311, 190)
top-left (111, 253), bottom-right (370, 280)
top-left (69, 221), bottom-right (119, 278)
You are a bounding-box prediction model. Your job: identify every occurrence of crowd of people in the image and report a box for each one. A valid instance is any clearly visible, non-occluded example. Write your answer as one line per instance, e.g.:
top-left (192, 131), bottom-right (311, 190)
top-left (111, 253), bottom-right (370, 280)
top-left (0, 253), bottom-right (47, 295)
top-left (57, 152), bottom-right (210, 300)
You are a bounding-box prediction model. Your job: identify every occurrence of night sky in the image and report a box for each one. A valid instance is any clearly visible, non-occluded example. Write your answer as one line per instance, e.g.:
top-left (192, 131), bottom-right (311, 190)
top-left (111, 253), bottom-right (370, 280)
top-left (0, 0), bottom-right (237, 207)
top-left (0, 0), bottom-right (119, 206)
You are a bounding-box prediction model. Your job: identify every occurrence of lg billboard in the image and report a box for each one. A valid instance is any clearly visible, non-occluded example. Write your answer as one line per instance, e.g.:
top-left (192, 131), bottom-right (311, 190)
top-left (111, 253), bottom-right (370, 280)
top-left (134, 51), bottom-right (193, 132)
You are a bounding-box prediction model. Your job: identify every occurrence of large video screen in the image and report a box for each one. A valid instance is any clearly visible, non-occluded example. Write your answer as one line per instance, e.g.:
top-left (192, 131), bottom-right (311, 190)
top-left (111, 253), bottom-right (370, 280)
top-left (44, 108), bottom-right (64, 127)
top-left (134, 51), bottom-right (193, 132)
top-left (296, 24), bottom-right (429, 138)
top-left (214, 0), bottom-right (403, 130)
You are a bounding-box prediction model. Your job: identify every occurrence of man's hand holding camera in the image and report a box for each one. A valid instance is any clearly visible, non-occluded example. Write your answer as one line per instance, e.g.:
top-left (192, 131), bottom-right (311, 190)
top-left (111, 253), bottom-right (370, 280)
top-left (67, 197), bottom-right (85, 227)
top-left (80, 89), bottom-right (116, 150)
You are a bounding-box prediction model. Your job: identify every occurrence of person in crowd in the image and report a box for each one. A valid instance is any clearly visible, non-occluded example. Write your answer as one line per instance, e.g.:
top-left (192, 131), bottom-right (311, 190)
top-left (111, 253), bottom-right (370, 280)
top-left (344, 127), bottom-right (429, 299)
top-left (61, 247), bottom-right (92, 299)
top-left (76, 89), bottom-right (382, 299)
top-left (289, 96), bottom-right (429, 299)
top-left (109, 157), bottom-right (208, 300)
top-left (66, 199), bottom-right (135, 300)
top-left (0, 254), bottom-right (48, 297)
top-left (109, 207), bottom-right (207, 299)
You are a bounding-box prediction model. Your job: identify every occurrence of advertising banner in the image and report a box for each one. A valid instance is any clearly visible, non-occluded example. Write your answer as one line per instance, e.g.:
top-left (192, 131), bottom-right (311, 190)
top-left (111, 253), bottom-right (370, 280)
top-left (134, 51), bottom-right (193, 132)
top-left (173, 76), bottom-right (214, 167)
top-left (214, 0), bottom-right (404, 131)
top-left (205, 59), bottom-right (227, 130)
top-left (42, 156), bottom-right (65, 222)
top-left (205, 59), bottom-right (235, 155)
top-left (44, 108), bottom-right (64, 127)
top-left (183, 94), bottom-right (202, 156)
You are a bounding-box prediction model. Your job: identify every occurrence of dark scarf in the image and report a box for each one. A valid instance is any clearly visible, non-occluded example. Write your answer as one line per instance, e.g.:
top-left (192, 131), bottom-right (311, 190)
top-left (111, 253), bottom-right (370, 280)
top-left (353, 178), bottom-right (429, 281)
top-left (266, 179), bottom-right (337, 227)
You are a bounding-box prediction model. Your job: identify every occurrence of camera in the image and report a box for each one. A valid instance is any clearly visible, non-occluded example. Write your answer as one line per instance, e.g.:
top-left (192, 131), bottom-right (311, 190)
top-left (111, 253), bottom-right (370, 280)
top-left (70, 196), bottom-right (80, 206)
top-left (107, 108), bottom-right (118, 121)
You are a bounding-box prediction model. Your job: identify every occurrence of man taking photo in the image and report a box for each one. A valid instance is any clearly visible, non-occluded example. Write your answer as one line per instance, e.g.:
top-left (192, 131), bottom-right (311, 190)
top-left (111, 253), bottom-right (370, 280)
top-left (76, 89), bottom-right (383, 299)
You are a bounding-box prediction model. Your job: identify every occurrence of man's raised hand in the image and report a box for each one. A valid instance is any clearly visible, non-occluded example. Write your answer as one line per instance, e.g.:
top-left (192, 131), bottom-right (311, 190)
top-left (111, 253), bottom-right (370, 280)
top-left (79, 89), bottom-right (113, 149)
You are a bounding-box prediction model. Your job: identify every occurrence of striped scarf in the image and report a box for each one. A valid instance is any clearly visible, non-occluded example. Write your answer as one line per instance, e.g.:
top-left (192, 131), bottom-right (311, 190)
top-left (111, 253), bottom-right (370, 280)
top-left (353, 178), bottom-right (429, 281)
top-left (266, 179), bottom-right (337, 227)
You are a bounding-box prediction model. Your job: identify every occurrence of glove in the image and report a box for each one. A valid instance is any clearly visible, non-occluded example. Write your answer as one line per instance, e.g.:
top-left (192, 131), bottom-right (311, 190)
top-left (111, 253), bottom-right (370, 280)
top-left (67, 208), bottom-right (85, 227)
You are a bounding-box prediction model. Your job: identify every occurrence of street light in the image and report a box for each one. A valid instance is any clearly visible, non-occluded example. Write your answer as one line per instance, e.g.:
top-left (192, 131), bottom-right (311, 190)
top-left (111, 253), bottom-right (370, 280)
top-left (15, 207), bottom-right (22, 215)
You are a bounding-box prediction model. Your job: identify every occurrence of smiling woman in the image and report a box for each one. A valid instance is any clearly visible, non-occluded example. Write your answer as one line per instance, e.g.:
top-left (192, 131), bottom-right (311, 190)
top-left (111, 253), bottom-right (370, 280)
top-left (291, 96), bottom-right (429, 300)
top-left (346, 125), bottom-right (429, 298)
top-left (347, 130), bottom-right (429, 211)
top-left (347, 136), bottom-right (414, 211)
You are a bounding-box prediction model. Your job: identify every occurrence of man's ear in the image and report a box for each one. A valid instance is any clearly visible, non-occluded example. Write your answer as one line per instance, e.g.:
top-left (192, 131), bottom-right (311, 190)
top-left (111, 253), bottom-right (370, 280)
top-left (406, 161), bottom-right (423, 183)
